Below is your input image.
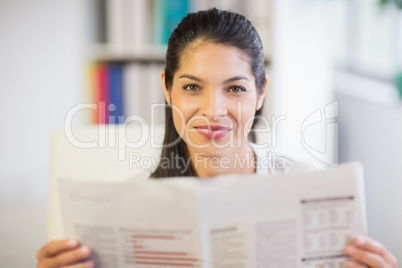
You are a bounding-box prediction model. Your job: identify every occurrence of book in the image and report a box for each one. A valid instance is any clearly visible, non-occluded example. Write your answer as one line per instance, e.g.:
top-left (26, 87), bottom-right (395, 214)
top-left (105, 0), bottom-right (125, 48)
top-left (124, 0), bottom-right (152, 51)
top-left (93, 63), bottom-right (109, 124)
top-left (147, 63), bottom-right (165, 125)
top-left (123, 63), bottom-right (142, 120)
top-left (107, 64), bottom-right (124, 124)
top-left (86, 63), bottom-right (98, 124)
top-left (87, 0), bottom-right (107, 44)
top-left (153, 0), bottom-right (190, 45)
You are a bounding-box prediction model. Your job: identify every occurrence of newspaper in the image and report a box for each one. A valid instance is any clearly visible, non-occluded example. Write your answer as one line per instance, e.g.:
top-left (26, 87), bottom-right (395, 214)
top-left (59, 162), bottom-right (367, 268)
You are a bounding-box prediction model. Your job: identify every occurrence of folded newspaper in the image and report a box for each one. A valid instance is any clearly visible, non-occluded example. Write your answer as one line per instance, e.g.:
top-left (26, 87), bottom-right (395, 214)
top-left (59, 162), bottom-right (367, 268)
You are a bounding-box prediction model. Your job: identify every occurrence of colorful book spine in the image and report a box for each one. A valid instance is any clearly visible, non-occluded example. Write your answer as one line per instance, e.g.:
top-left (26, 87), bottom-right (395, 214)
top-left (93, 63), bottom-right (108, 124)
top-left (163, 0), bottom-right (190, 44)
top-left (153, 0), bottom-right (190, 45)
top-left (87, 63), bottom-right (97, 124)
top-left (107, 64), bottom-right (124, 124)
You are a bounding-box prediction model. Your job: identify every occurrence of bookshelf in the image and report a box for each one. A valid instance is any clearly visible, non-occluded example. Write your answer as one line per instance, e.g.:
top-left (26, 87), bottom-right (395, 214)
top-left (84, 0), bottom-right (273, 125)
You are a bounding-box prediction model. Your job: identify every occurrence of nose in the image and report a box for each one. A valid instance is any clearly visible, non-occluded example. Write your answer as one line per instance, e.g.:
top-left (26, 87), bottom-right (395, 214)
top-left (200, 89), bottom-right (227, 120)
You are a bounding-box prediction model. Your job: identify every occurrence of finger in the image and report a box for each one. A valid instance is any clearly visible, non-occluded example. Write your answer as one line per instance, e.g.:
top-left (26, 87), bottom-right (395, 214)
top-left (47, 246), bottom-right (91, 268)
top-left (346, 245), bottom-right (387, 268)
top-left (388, 252), bottom-right (397, 267)
top-left (347, 260), bottom-right (366, 268)
top-left (353, 236), bottom-right (385, 255)
top-left (37, 239), bottom-right (79, 259)
top-left (354, 236), bottom-right (396, 265)
top-left (61, 259), bottom-right (94, 268)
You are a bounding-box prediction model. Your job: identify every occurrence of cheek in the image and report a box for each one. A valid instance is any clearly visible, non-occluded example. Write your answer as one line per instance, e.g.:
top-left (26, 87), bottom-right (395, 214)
top-left (237, 100), bottom-right (257, 130)
top-left (171, 113), bottom-right (184, 139)
top-left (232, 109), bottom-right (254, 141)
top-left (170, 94), bottom-right (197, 135)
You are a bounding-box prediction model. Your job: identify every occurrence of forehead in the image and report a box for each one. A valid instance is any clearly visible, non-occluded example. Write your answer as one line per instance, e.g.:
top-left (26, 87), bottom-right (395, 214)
top-left (176, 42), bottom-right (253, 79)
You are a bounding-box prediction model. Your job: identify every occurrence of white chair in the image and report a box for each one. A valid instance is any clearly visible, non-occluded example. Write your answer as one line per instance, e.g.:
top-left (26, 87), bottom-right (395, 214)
top-left (48, 124), bottom-right (163, 240)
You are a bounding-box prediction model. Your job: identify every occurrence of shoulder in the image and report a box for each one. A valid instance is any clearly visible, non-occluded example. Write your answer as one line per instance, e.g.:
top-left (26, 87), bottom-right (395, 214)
top-left (250, 143), bottom-right (323, 175)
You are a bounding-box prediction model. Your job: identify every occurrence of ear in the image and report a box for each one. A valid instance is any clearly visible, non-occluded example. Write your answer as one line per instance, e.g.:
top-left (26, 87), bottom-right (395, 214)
top-left (256, 76), bottom-right (268, 110)
top-left (161, 70), bottom-right (171, 105)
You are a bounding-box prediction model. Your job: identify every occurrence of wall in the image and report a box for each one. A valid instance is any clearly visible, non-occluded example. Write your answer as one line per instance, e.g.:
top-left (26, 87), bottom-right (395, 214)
top-left (271, 0), bottom-right (339, 167)
top-left (337, 92), bottom-right (402, 262)
top-left (0, 0), bottom-right (84, 199)
top-left (0, 0), bottom-right (84, 266)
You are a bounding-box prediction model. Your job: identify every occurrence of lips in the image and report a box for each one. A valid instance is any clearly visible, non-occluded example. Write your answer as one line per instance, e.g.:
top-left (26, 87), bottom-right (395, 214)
top-left (193, 125), bottom-right (232, 139)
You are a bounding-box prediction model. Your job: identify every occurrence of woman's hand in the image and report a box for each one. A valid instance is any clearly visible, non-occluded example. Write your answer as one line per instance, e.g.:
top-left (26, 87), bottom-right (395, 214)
top-left (346, 236), bottom-right (397, 268)
top-left (36, 238), bottom-right (93, 268)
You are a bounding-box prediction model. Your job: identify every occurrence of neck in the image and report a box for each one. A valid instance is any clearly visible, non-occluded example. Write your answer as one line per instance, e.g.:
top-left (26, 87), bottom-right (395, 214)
top-left (188, 143), bottom-right (256, 178)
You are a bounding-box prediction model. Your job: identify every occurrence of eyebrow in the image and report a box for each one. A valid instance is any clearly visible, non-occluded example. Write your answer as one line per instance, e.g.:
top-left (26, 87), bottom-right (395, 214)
top-left (178, 74), bottom-right (249, 84)
top-left (179, 74), bottom-right (204, 82)
top-left (222, 75), bottom-right (249, 84)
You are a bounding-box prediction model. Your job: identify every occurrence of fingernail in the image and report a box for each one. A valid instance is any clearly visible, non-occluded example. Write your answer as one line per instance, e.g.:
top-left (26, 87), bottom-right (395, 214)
top-left (67, 239), bottom-right (78, 247)
top-left (81, 246), bottom-right (90, 255)
top-left (347, 246), bottom-right (356, 255)
top-left (348, 260), bottom-right (356, 268)
top-left (357, 237), bottom-right (366, 246)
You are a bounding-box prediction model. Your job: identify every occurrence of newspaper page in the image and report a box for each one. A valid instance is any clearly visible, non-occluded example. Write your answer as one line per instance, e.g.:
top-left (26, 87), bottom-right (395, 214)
top-left (59, 162), bottom-right (366, 268)
top-left (59, 178), bottom-right (203, 267)
top-left (198, 162), bottom-right (366, 268)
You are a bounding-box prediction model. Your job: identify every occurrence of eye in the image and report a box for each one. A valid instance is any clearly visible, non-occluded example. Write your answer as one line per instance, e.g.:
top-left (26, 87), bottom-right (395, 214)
top-left (183, 84), bottom-right (200, 92)
top-left (228, 86), bottom-right (246, 93)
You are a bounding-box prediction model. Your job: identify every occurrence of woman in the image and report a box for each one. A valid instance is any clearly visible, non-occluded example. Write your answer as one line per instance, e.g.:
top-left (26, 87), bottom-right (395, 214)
top-left (148, 7), bottom-right (317, 179)
top-left (36, 8), bottom-right (397, 268)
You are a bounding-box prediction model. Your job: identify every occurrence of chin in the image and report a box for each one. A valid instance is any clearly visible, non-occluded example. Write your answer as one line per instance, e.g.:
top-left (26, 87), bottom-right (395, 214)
top-left (185, 136), bottom-right (239, 157)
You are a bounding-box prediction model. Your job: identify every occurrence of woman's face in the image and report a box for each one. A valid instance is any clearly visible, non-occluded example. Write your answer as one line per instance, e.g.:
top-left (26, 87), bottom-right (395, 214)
top-left (162, 42), bottom-right (267, 157)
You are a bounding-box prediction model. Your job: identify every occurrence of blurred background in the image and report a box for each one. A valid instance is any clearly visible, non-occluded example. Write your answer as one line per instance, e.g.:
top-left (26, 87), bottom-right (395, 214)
top-left (0, 0), bottom-right (401, 266)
